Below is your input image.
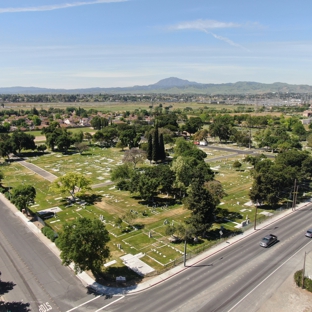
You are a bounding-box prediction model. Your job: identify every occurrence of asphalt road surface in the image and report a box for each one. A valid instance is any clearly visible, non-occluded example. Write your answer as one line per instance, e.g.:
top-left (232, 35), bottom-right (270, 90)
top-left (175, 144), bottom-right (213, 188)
top-left (107, 205), bottom-right (312, 312)
top-left (202, 145), bottom-right (275, 162)
top-left (0, 197), bottom-right (118, 312)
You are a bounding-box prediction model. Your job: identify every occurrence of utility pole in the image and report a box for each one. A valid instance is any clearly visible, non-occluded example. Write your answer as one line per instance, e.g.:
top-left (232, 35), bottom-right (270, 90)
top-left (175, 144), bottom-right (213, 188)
top-left (292, 179), bottom-right (299, 211)
top-left (302, 252), bottom-right (306, 289)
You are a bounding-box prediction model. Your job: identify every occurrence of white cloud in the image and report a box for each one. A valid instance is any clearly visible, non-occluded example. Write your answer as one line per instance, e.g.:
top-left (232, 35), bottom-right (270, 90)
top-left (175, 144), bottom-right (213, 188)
top-left (0, 0), bottom-right (126, 14)
top-left (169, 19), bottom-right (241, 31)
top-left (204, 30), bottom-right (249, 51)
top-left (168, 19), bottom-right (250, 50)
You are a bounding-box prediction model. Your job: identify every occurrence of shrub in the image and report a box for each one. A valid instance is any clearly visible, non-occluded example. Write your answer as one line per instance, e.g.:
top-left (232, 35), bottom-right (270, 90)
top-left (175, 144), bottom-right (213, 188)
top-left (294, 269), bottom-right (312, 292)
top-left (41, 226), bottom-right (58, 242)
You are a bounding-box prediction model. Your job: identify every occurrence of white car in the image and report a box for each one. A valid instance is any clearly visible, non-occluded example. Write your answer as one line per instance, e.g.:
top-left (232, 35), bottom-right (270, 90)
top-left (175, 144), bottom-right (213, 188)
top-left (305, 229), bottom-right (312, 238)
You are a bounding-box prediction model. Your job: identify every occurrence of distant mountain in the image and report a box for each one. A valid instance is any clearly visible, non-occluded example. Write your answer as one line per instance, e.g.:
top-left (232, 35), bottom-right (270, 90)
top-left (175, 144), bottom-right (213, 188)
top-left (1, 78), bottom-right (312, 95)
top-left (153, 77), bottom-right (201, 87)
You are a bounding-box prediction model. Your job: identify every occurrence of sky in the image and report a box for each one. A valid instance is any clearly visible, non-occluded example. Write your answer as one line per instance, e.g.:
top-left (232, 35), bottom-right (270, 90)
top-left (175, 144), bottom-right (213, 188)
top-left (1, 0), bottom-right (312, 89)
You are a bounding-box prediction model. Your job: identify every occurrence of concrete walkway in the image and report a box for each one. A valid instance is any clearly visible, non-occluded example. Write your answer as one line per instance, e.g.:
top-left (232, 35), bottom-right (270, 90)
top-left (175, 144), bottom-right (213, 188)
top-left (2, 192), bottom-right (309, 296)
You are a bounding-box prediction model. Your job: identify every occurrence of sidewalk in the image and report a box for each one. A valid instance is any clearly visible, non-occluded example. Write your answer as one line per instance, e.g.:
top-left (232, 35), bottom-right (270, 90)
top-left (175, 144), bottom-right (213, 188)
top-left (1, 193), bottom-right (309, 296)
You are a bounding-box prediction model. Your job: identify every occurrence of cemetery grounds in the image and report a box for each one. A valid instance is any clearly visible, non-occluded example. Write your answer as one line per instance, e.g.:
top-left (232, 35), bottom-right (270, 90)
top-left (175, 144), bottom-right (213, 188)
top-left (1, 143), bottom-right (277, 280)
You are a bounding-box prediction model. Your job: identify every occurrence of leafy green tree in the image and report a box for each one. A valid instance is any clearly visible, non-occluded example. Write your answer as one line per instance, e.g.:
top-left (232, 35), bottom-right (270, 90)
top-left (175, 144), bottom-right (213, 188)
top-left (204, 180), bottom-right (226, 206)
top-left (119, 128), bottom-right (137, 149)
top-left (37, 144), bottom-right (47, 154)
top-left (11, 131), bottom-right (36, 154)
top-left (171, 156), bottom-right (214, 197)
top-left (156, 113), bottom-right (179, 131)
top-left (56, 131), bottom-right (72, 153)
top-left (57, 218), bottom-right (110, 274)
top-left (165, 224), bottom-right (176, 236)
top-left (182, 117), bottom-right (203, 134)
top-left (292, 122), bottom-right (307, 140)
top-left (101, 126), bottom-right (118, 146)
top-left (116, 140), bottom-right (127, 151)
top-left (243, 154), bottom-right (267, 167)
top-left (275, 149), bottom-right (312, 180)
top-left (50, 172), bottom-right (92, 200)
top-left (153, 164), bottom-right (175, 195)
top-left (171, 156), bottom-right (194, 196)
top-left (193, 129), bottom-right (209, 145)
top-left (42, 122), bottom-right (62, 151)
top-left (0, 134), bottom-right (14, 161)
top-left (183, 179), bottom-right (216, 236)
top-left (11, 184), bottom-right (36, 215)
top-left (111, 163), bottom-right (134, 182)
top-left (84, 132), bottom-right (93, 145)
top-left (72, 130), bottom-right (84, 144)
top-left (32, 115), bottom-right (41, 126)
top-left (137, 174), bottom-right (159, 202)
top-left (74, 142), bottom-right (89, 155)
top-left (174, 138), bottom-right (199, 158)
top-left (233, 160), bottom-right (242, 170)
top-left (0, 171), bottom-right (4, 185)
top-left (248, 153), bottom-right (305, 206)
top-left (209, 115), bottom-right (234, 142)
top-left (91, 116), bottom-right (109, 130)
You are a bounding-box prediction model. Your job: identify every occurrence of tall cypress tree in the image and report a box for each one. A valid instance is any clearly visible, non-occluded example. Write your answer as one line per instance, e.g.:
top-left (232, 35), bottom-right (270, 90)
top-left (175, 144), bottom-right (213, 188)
top-left (159, 133), bottom-right (166, 161)
top-left (152, 125), bottom-right (159, 162)
top-left (147, 133), bottom-right (153, 162)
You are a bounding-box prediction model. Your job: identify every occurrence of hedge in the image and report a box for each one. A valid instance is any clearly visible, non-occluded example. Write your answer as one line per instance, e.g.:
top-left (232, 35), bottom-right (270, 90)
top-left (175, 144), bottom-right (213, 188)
top-left (41, 226), bottom-right (58, 242)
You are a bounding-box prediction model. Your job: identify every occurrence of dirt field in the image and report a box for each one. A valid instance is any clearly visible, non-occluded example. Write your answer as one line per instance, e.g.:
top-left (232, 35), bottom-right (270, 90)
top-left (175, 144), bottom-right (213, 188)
top-left (258, 274), bottom-right (312, 312)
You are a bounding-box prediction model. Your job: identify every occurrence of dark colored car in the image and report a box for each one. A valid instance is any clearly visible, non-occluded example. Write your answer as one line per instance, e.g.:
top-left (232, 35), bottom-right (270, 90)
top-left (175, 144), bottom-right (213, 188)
top-left (305, 229), bottom-right (312, 238)
top-left (260, 234), bottom-right (278, 247)
top-left (37, 211), bottom-right (55, 220)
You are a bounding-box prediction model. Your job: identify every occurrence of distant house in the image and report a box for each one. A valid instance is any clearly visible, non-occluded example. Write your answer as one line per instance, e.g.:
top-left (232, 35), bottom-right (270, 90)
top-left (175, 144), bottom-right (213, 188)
top-left (303, 110), bottom-right (312, 118)
top-left (301, 119), bottom-right (312, 125)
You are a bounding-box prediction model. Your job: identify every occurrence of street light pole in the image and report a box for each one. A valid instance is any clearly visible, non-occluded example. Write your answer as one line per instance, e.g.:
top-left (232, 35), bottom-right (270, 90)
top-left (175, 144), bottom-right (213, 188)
top-left (183, 239), bottom-right (187, 267)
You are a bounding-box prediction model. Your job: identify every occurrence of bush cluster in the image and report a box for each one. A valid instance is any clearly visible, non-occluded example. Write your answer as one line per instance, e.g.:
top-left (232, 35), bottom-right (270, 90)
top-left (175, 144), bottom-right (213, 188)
top-left (41, 226), bottom-right (58, 242)
top-left (294, 269), bottom-right (312, 292)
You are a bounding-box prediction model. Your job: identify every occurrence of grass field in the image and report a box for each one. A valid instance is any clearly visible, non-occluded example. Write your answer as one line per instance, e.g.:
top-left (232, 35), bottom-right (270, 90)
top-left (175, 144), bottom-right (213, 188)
top-left (5, 101), bottom-right (256, 113)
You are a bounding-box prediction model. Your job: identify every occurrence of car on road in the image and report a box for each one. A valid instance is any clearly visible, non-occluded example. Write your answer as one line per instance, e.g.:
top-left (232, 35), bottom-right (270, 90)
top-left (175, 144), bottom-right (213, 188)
top-left (305, 229), bottom-right (312, 238)
top-left (260, 234), bottom-right (278, 247)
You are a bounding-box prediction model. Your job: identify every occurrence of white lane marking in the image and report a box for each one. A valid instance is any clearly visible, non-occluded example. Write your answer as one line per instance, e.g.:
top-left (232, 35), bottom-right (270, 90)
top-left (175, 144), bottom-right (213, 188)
top-left (66, 295), bottom-right (101, 312)
top-left (227, 240), bottom-right (312, 312)
top-left (94, 296), bottom-right (125, 311)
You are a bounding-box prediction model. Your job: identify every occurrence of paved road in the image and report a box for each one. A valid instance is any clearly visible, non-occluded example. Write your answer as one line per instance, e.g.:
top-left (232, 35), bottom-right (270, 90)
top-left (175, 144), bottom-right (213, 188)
top-left (0, 196), bottom-right (119, 312)
top-left (202, 144), bottom-right (276, 161)
top-left (106, 205), bottom-right (312, 312)
top-left (18, 160), bottom-right (113, 189)
top-left (18, 161), bottom-right (57, 182)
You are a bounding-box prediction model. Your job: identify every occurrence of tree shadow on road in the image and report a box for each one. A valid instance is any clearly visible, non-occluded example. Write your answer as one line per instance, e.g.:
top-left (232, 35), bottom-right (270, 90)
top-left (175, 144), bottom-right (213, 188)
top-left (0, 280), bottom-right (16, 295)
top-left (0, 300), bottom-right (30, 312)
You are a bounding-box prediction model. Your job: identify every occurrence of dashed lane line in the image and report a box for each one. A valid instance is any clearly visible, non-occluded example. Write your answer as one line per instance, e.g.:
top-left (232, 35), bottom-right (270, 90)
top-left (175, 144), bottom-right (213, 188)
top-left (227, 239), bottom-right (312, 312)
